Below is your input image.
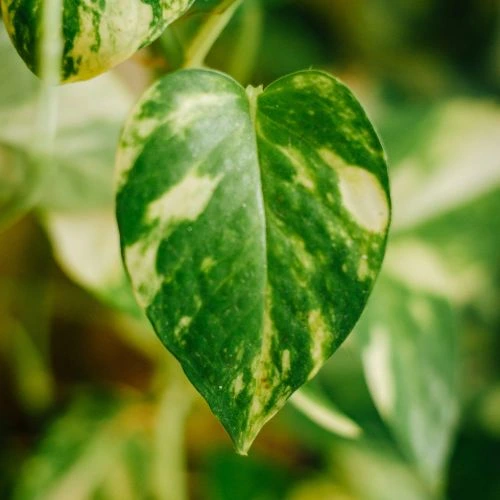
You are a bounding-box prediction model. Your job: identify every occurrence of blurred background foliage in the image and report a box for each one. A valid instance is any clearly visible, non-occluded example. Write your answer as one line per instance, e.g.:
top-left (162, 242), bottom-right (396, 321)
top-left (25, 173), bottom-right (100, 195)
top-left (1, 0), bottom-right (499, 498)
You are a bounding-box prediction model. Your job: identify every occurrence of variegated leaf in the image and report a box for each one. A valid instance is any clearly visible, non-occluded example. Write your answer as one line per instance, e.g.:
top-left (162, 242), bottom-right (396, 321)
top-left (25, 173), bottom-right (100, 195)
top-left (115, 69), bottom-right (391, 453)
top-left (1, 0), bottom-right (193, 83)
top-left (356, 274), bottom-right (459, 493)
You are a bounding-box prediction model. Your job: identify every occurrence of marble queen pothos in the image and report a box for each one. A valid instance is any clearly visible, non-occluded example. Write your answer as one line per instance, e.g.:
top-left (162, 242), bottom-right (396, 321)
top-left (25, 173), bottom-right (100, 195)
top-left (116, 68), bottom-right (391, 454)
top-left (0, 0), bottom-right (193, 82)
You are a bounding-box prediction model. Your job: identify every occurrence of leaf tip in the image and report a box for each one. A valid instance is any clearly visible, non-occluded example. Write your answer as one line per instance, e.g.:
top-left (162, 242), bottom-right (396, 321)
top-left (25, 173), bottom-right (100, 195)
top-left (231, 429), bottom-right (258, 457)
top-left (234, 446), bottom-right (250, 457)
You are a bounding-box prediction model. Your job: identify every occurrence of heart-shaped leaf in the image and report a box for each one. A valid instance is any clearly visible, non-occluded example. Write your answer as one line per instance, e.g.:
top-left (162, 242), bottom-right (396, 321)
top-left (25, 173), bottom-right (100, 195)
top-left (115, 68), bottom-right (391, 453)
top-left (1, 0), bottom-right (193, 83)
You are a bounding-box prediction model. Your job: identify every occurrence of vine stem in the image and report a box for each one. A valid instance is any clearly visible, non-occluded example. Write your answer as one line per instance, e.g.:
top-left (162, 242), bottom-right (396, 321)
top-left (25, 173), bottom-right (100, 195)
top-left (152, 359), bottom-right (195, 500)
top-left (183, 0), bottom-right (243, 69)
top-left (32, 0), bottom-right (63, 191)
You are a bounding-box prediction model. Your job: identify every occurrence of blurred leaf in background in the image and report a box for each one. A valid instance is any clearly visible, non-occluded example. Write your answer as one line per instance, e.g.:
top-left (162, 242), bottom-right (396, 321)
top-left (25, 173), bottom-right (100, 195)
top-left (357, 276), bottom-right (459, 495)
top-left (13, 393), bottom-right (152, 500)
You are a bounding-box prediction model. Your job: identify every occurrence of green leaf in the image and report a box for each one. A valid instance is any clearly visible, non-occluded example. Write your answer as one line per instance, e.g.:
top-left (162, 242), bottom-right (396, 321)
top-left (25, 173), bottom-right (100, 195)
top-left (1, 0), bottom-right (194, 83)
top-left (42, 210), bottom-right (140, 315)
top-left (0, 143), bottom-right (38, 231)
top-left (13, 394), bottom-right (125, 500)
top-left (0, 23), bottom-right (38, 106)
top-left (13, 394), bottom-right (152, 500)
top-left (383, 98), bottom-right (500, 314)
top-left (330, 440), bottom-right (431, 500)
top-left (0, 23), bottom-right (138, 309)
top-left (0, 22), bottom-right (135, 211)
top-left (389, 99), bottom-right (500, 232)
top-left (356, 274), bottom-right (459, 493)
top-left (5, 319), bottom-right (54, 413)
top-left (115, 68), bottom-right (390, 453)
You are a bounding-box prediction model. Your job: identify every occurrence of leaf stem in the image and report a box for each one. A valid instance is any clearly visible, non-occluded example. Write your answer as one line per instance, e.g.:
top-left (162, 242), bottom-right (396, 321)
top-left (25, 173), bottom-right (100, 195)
top-left (183, 0), bottom-right (243, 69)
top-left (227, 0), bottom-right (262, 83)
top-left (159, 27), bottom-right (184, 71)
top-left (290, 387), bottom-right (363, 439)
top-left (152, 360), bottom-right (194, 500)
top-left (245, 83), bottom-right (263, 127)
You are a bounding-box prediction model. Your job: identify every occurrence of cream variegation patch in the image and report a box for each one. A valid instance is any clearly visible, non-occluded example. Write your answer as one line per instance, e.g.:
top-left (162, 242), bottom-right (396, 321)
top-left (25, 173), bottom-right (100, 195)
top-left (281, 349), bottom-right (291, 377)
top-left (231, 374), bottom-right (244, 397)
top-left (308, 309), bottom-right (331, 378)
top-left (65, 0), bottom-right (154, 82)
top-left (291, 73), bottom-right (335, 94)
top-left (319, 148), bottom-right (389, 233)
top-left (115, 83), bottom-right (164, 190)
top-left (277, 145), bottom-right (315, 190)
top-left (146, 171), bottom-right (223, 224)
top-left (116, 90), bottom-right (236, 190)
top-left (167, 93), bottom-right (237, 135)
top-left (124, 238), bottom-right (163, 308)
top-left (174, 316), bottom-right (192, 338)
top-left (125, 171), bottom-right (223, 307)
top-left (357, 255), bottom-right (371, 281)
top-left (62, 0), bottom-right (193, 82)
top-left (200, 256), bottom-right (216, 273)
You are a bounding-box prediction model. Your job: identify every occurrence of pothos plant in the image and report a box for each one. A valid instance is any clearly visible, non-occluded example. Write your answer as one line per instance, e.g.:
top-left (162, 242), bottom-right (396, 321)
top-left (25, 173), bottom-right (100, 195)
top-left (1, 0), bottom-right (391, 454)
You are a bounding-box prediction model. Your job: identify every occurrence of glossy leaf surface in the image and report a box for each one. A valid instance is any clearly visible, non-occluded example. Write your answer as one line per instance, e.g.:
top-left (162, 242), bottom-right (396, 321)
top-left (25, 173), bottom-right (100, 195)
top-left (1, 0), bottom-right (193, 83)
top-left (116, 68), bottom-right (390, 453)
